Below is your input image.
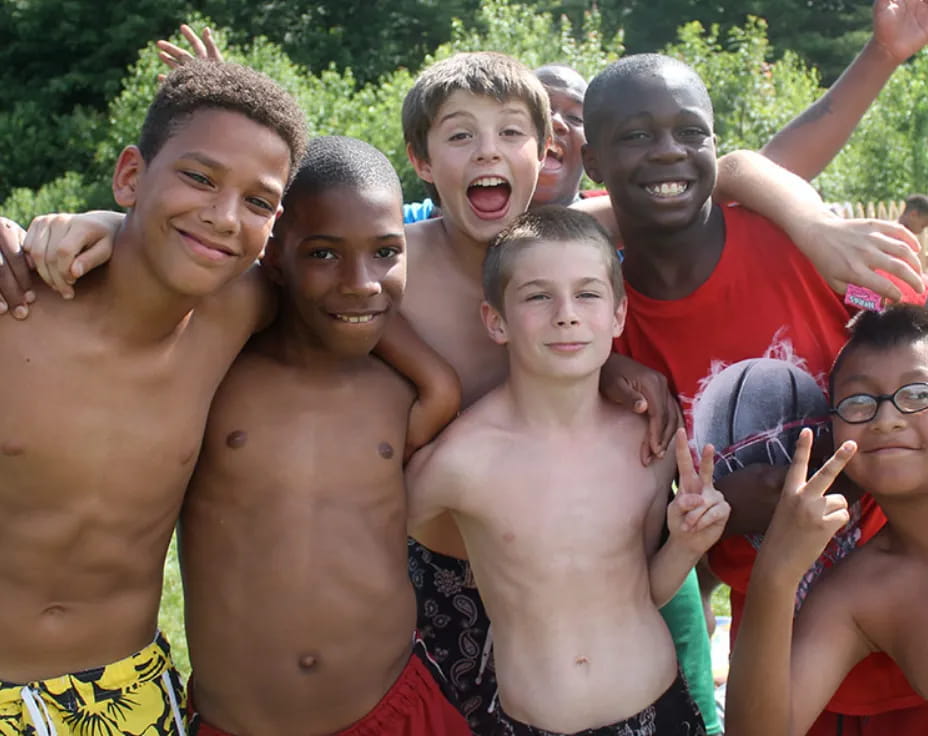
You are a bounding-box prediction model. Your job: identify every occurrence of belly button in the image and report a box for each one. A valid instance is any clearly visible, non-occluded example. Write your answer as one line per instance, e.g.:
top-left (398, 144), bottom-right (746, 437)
top-left (575, 655), bottom-right (589, 666)
top-left (1, 440), bottom-right (25, 456)
top-left (226, 430), bottom-right (247, 449)
top-left (298, 654), bottom-right (317, 671)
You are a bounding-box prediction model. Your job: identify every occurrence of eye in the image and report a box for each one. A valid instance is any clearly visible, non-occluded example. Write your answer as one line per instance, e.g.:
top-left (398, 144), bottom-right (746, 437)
top-left (246, 196), bottom-right (275, 213)
top-left (183, 170), bottom-right (212, 186)
top-left (577, 291), bottom-right (601, 299)
top-left (448, 131), bottom-right (470, 142)
top-left (679, 126), bottom-right (709, 139)
top-left (619, 130), bottom-right (648, 142)
top-left (307, 248), bottom-right (337, 260)
top-left (502, 127), bottom-right (526, 138)
top-left (566, 115), bottom-right (584, 126)
top-left (525, 292), bottom-right (550, 302)
top-left (375, 245), bottom-right (401, 259)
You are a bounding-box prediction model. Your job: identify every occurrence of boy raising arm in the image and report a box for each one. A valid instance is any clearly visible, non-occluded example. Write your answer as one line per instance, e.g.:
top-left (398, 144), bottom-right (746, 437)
top-left (407, 208), bottom-right (729, 734)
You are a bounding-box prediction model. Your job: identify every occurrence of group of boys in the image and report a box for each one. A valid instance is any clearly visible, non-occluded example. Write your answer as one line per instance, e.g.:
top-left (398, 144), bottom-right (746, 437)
top-left (2, 1), bottom-right (928, 734)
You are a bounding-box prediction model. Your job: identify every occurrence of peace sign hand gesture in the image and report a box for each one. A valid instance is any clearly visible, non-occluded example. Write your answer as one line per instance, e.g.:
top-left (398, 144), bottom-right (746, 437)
top-left (759, 428), bottom-right (857, 581)
top-left (667, 428), bottom-right (731, 557)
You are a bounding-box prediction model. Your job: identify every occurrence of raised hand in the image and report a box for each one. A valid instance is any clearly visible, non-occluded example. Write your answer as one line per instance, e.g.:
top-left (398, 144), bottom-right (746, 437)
top-left (156, 24), bottom-right (224, 81)
top-left (760, 428), bottom-right (856, 580)
top-left (667, 428), bottom-right (731, 556)
top-left (872, 0), bottom-right (928, 64)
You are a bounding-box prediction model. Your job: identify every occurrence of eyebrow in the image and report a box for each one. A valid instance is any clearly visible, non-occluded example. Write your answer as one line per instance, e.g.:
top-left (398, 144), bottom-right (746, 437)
top-left (299, 233), bottom-right (404, 244)
top-left (516, 276), bottom-right (608, 290)
top-left (838, 370), bottom-right (928, 387)
top-left (180, 151), bottom-right (284, 199)
top-left (437, 106), bottom-right (530, 126)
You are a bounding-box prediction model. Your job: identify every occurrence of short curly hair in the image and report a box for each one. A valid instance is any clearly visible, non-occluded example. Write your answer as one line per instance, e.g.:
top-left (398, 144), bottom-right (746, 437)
top-left (138, 59), bottom-right (308, 182)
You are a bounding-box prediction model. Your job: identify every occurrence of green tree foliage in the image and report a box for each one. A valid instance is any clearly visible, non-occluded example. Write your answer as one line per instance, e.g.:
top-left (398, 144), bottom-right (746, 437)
top-left (0, 0), bottom-right (190, 199)
top-left (585, 0), bottom-right (871, 86)
top-left (665, 18), bottom-right (821, 153)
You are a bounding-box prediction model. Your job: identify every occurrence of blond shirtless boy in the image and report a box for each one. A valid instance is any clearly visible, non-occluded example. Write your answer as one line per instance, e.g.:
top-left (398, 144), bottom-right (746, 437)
top-left (0, 60), bottom-right (306, 735)
top-left (727, 304), bottom-right (928, 736)
top-left (180, 136), bottom-right (470, 736)
top-left (407, 208), bottom-right (730, 735)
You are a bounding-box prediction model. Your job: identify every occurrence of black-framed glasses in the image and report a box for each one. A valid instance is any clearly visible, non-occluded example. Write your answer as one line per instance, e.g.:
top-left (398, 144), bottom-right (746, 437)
top-left (831, 382), bottom-right (928, 424)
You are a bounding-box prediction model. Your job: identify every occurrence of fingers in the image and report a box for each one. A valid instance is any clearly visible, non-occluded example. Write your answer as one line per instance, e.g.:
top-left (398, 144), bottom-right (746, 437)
top-left (660, 403), bottom-right (683, 460)
top-left (673, 428), bottom-right (696, 483)
top-left (201, 27), bottom-right (224, 61)
top-left (155, 41), bottom-right (193, 70)
top-left (783, 427), bottom-right (814, 494)
top-left (697, 442), bottom-right (715, 489)
top-left (23, 214), bottom-right (87, 298)
top-left (71, 242), bottom-right (111, 281)
top-left (0, 218), bottom-right (33, 316)
top-left (685, 499), bottom-right (730, 533)
top-left (180, 24), bottom-right (209, 59)
top-left (22, 215), bottom-right (55, 294)
top-left (803, 441), bottom-right (857, 497)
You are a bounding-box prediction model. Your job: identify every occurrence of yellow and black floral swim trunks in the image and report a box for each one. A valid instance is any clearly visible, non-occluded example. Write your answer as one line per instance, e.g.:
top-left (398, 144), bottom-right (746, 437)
top-left (0, 632), bottom-right (185, 736)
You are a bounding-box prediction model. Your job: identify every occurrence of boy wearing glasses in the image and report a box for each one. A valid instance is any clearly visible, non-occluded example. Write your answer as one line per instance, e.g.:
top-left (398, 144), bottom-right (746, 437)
top-left (727, 304), bottom-right (928, 736)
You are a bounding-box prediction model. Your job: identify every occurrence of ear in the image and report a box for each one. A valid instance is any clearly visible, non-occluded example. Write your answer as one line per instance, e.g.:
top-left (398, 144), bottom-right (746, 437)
top-left (407, 143), bottom-right (434, 183)
top-left (481, 300), bottom-right (509, 345)
top-left (581, 142), bottom-right (603, 184)
top-left (112, 145), bottom-right (145, 208)
top-left (612, 294), bottom-right (627, 339)
top-left (260, 235), bottom-right (286, 285)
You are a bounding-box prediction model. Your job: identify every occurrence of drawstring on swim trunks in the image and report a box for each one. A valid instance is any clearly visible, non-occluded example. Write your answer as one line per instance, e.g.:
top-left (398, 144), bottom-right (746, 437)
top-left (475, 622), bottom-right (493, 686)
top-left (21, 685), bottom-right (57, 736)
top-left (161, 670), bottom-right (185, 735)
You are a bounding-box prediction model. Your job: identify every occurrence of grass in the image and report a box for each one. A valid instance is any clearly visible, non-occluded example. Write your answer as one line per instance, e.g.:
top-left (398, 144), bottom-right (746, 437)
top-left (158, 533), bottom-right (731, 682)
top-left (159, 533), bottom-right (190, 678)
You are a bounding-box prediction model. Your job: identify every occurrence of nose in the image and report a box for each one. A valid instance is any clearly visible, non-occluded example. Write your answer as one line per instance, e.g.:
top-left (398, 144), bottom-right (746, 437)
top-left (869, 398), bottom-right (908, 432)
top-left (201, 190), bottom-right (239, 234)
top-left (649, 130), bottom-right (686, 162)
top-left (551, 110), bottom-right (568, 135)
top-left (553, 295), bottom-right (579, 327)
top-left (474, 131), bottom-right (502, 163)
top-left (341, 256), bottom-right (382, 297)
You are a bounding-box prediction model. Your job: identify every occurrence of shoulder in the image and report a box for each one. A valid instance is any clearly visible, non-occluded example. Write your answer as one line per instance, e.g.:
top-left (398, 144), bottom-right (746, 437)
top-left (722, 203), bottom-right (795, 247)
top-left (409, 390), bottom-right (509, 484)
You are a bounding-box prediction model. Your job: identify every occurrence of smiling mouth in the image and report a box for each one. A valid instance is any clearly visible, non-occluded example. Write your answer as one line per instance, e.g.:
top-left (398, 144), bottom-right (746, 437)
top-left (644, 181), bottom-right (689, 198)
top-left (179, 229), bottom-right (236, 258)
top-left (330, 312), bottom-right (384, 324)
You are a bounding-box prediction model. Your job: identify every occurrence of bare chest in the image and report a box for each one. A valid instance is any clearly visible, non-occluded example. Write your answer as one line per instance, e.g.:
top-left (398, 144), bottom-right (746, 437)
top-left (462, 442), bottom-right (660, 562)
top-left (0, 319), bottom-right (236, 507)
top-left (198, 361), bottom-right (413, 516)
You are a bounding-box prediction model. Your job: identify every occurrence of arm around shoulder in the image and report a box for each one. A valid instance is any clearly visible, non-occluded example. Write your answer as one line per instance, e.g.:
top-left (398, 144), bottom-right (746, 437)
top-left (405, 426), bottom-right (469, 538)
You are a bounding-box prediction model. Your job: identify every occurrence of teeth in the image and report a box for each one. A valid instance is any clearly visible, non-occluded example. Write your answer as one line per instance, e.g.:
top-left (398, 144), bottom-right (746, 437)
top-left (334, 314), bottom-right (376, 323)
top-left (646, 181), bottom-right (688, 197)
top-left (472, 176), bottom-right (506, 187)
